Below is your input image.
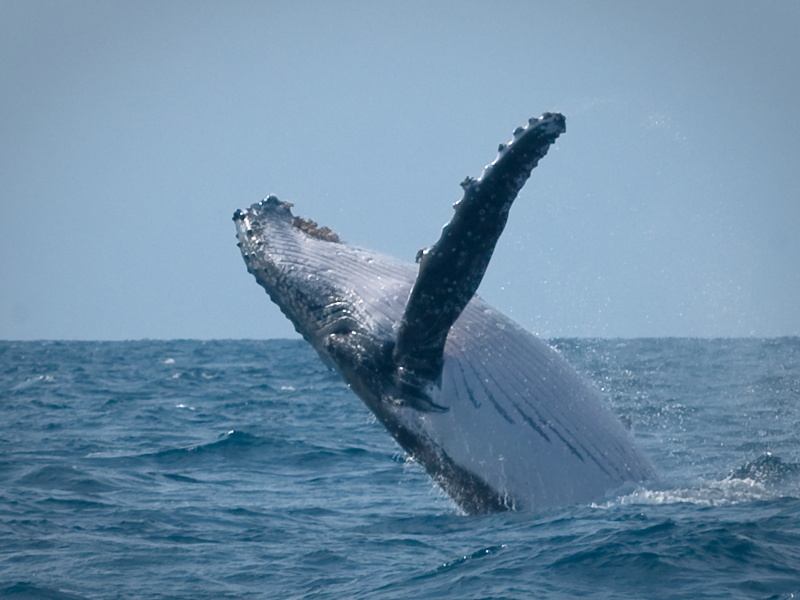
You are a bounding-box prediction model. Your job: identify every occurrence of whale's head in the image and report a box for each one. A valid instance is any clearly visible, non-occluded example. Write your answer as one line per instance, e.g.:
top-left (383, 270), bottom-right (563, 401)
top-left (233, 196), bottom-right (414, 374)
top-left (234, 196), bottom-right (352, 346)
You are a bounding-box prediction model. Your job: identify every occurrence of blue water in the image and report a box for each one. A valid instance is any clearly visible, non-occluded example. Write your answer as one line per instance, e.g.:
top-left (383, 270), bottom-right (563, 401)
top-left (1, 338), bottom-right (799, 599)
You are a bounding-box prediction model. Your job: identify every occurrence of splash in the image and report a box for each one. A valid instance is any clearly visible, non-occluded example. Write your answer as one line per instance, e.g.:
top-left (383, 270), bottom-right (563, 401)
top-left (599, 453), bottom-right (800, 509)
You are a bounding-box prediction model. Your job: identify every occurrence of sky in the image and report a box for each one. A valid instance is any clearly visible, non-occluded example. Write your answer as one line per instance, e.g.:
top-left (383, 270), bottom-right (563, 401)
top-left (1, 1), bottom-right (799, 340)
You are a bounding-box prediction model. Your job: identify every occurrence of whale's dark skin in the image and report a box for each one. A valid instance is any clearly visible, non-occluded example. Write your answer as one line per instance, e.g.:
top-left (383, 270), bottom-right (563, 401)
top-left (234, 113), bottom-right (653, 514)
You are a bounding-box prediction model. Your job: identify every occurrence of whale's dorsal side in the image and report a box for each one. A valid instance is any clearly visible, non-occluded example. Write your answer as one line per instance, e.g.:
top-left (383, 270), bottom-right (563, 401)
top-left (233, 113), bottom-right (653, 514)
top-left (393, 114), bottom-right (566, 403)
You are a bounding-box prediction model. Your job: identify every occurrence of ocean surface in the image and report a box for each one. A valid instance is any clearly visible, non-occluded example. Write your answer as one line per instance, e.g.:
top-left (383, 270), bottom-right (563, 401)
top-left (1, 338), bottom-right (799, 599)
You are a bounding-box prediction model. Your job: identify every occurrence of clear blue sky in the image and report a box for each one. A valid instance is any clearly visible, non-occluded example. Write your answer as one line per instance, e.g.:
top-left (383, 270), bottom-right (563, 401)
top-left (2, 1), bottom-right (799, 340)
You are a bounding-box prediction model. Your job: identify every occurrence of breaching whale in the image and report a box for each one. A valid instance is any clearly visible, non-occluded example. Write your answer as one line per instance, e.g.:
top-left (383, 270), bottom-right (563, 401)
top-left (233, 113), bottom-right (653, 514)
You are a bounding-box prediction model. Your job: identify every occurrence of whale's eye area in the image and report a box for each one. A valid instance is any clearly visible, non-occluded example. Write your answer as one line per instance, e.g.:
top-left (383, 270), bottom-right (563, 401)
top-left (327, 320), bottom-right (355, 335)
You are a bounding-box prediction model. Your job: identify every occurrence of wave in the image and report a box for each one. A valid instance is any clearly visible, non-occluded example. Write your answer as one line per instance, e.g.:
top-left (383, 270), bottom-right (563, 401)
top-left (85, 430), bottom-right (382, 474)
top-left (0, 582), bottom-right (88, 600)
top-left (17, 464), bottom-right (120, 495)
top-left (124, 430), bottom-right (273, 467)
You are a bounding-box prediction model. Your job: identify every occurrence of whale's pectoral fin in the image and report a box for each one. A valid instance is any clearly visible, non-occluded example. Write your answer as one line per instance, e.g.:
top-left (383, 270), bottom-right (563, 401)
top-left (392, 113), bottom-right (566, 397)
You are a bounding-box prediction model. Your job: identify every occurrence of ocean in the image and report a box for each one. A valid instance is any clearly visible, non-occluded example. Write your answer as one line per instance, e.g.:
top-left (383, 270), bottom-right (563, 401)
top-left (1, 338), bottom-right (799, 599)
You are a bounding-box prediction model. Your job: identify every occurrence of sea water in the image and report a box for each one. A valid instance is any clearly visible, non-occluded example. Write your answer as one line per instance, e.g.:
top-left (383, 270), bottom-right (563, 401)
top-left (1, 338), bottom-right (799, 599)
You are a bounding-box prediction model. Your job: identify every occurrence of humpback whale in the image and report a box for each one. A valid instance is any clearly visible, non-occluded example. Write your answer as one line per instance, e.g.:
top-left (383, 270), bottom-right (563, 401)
top-left (233, 113), bottom-right (653, 514)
